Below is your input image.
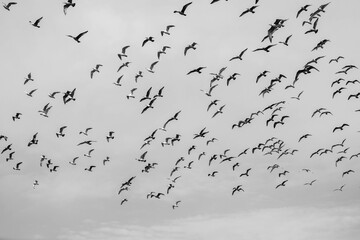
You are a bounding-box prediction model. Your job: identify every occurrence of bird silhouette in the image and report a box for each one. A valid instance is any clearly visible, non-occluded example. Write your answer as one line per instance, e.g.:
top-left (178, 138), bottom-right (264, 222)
top-left (67, 30), bottom-right (88, 43)
top-left (3, 2), bottom-right (17, 11)
top-left (174, 2), bottom-right (192, 16)
top-left (29, 17), bottom-right (43, 28)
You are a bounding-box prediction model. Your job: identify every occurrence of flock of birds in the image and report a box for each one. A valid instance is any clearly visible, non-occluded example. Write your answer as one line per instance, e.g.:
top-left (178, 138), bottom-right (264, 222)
top-left (1, 0), bottom-right (359, 210)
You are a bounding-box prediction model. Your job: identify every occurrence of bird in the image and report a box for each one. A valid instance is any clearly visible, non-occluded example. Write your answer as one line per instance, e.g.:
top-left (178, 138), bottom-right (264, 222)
top-left (25, 88), bottom-right (37, 97)
top-left (329, 56), bottom-right (344, 64)
top-left (13, 162), bottom-right (22, 171)
top-left (120, 198), bottom-right (128, 205)
top-left (304, 180), bottom-right (317, 186)
top-left (38, 103), bottom-right (52, 117)
top-left (161, 25), bottom-right (175, 36)
top-left (63, 0), bottom-right (76, 15)
top-left (184, 42), bottom-right (197, 56)
top-left (342, 170), bottom-right (355, 177)
top-left (157, 46), bottom-right (171, 59)
top-left (229, 48), bottom-right (248, 61)
top-left (298, 133), bottom-right (312, 142)
top-left (208, 171), bottom-right (218, 177)
top-left (48, 91), bottom-right (60, 99)
top-left (141, 98), bottom-right (156, 114)
top-left (332, 87), bottom-right (346, 98)
top-left (50, 165), bottom-right (59, 172)
top-left (134, 71), bottom-right (143, 83)
top-left (136, 151), bottom-right (148, 162)
top-left (232, 185), bottom-right (244, 195)
top-left (193, 127), bottom-right (209, 139)
top-left (33, 180), bottom-right (39, 189)
top-left (24, 73), bottom-right (34, 85)
top-left (77, 140), bottom-right (96, 146)
top-left (187, 67), bottom-right (206, 75)
top-left (67, 30), bottom-right (88, 43)
top-left (117, 45), bottom-right (130, 60)
top-left (207, 99), bottom-right (219, 112)
top-left (174, 2), bottom-right (192, 16)
top-left (332, 123), bottom-right (349, 132)
top-left (56, 126), bottom-right (67, 138)
top-left (12, 112), bottom-right (22, 121)
top-left (79, 127), bottom-right (92, 136)
top-left (117, 61), bottom-right (131, 72)
top-left (256, 70), bottom-right (269, 83)
top-left (126, 88), bottom-right (137, 99)
top-left (90, 64), bottom-right (102, 79)
top-left (2, 2), bottom-right (17, 11)
top-left (226, 73), bottom-right (240, 86)
top-left (5, 151), bottom-right (15, 162)
top-left (275, 180), bottom-right (288, 189)
top-left (253, 44), bottom-right (277, 52)
top-left (278, 170), bottom-right (289, 177)
top-left (334, 184), bottom-right (345, 191)
top-left (113, 75), bottom-right (123, 86)
top-left (291, 91), bottom-right (304, 100)
top-left (85, 165), bottom-right (96, 172)
top-left (296, 4), bottom-right (311, 18)
top-left (69, 157), bottom-right (79, 165)
top-left (1, 144), bottom-right (12, 154)
top-left (279, 35), bottom-right (292, 46)
top-left (27, 132), bottom-right (39, 147)
top-left (84, 149), bottom-right (94, 158)
top-left (29, 17), bottom-right (43, 28)
top-left (106, 131), bottom-right (115, 142)
top-left (239, 168), bottom-right (251, 177)
top-left (212, 105), bottom-right (225, 118)
top-left (348, 92), bottom-right (360, 100)
top-left (172, 201), bottom-right (181, 209)
top-left (62, 88), bottom-right (76, 104)
top-left (239, 5), bottom-right (258, 17)
top-left (142, 36), bottom-right (154, 47)
top-left (146, 61), bottom-right (158, 73)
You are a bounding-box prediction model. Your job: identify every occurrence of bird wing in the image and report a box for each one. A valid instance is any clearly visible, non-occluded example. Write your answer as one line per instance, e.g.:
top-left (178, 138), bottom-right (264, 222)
top-left (181, 2), bottom-right (192, 13)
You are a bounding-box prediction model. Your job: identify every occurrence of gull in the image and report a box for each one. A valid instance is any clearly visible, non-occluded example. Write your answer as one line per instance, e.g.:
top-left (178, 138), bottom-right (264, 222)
top-left (298, 133), bottom-right (312, 142)
top-left (50, 165), bottom-right (59, 172)
top-left (174, 2), bottom-right (192, 16)
top-left (117, 45), bottom-right (130, 60)
top-left (135, 71), bottom-right (143, 83)
top-left (279, 35), bottom-right (292, 46)
top-left (206, 137), bottom-right (218, 145)
top-left (154, 86), bottom-right (165, 98)
top-left (305, 18), bottom-right (319, 34)
top-left (232, 185), bottom-right (244, 195)
top-left (113, 75), bottom-right (123, 86)
top-left (63, 0), bottom-right (75, 15)
top-left (296, 4), bottom-right (311, 18)
top-left (12, 112), bottom-right (22, 121)
top-left (334, 184), bottom-right (345, 192)
top-left (38, 103), bottom-right (52, 117)
top-left (226, 73), bottom-right (240, 86)
top-left (103, 156), bottom-right (110, 165)
top-left (69, 157), bottom-right (79, 165)
top-left (67, 30), bottom-right (88, 43)
top-left (208, 171), bottom-right (218, 177)
top-left (56, 126), bottom-right (67, 138)
top-left (140, 88), bottom-right (153, 102)
top-left (2, 2), bottom-right (17, 11)
top-left (229, 48), bottom-right (248, 61)
top-left (118, 187), bottom-right (129, 195)
top-left (106, 131), bottom-right (115, 142)
top-left (207, 99), bottom-right (219, 111)
top-left (48, 91), bottom-right (60, 99)
top-left (239, 168), bottom-right (251, 177)
top-left (25, 88), bottom-right (37, 97)
top-left (6, 151), bottom-right (15, 161)
top-left (275, 180), bottom-right (288, 189)
top-left (253, 44), bottom-right (277, 53)
top-left (136, 151), bottom-right (148, 162)
top-left (1, 144), bottom-right (12, 154)
top-left (184, 161), bottom-right (194, 169)
top-left (184, 42), bottom-right (197, 56)
top-left (239, 5), bottom-right (258, 17)
top-left (27, 132), bottom-right (39, 147)
top-left (79, 127), bottom-right (92, 136)
top-left (13, 162), bottom-right (22, 171)
top-left (172, 201), bottom-right (181, 209)
top-left (342, 169), bottom-right (355, 177)
top-left (77, 140), bottom-right (96, 146)
top-left (120, 198), bottom-right (128, 205)
top-left (291, 90), bottom-right (304, 100)
top-left (24, 73), bottom-right (34, 85)
top-left (188, 145), bottom-right (196, 155)
top-left (193, 127), bottom-right (209, 139)
top-left (146, 61), bottom-right (158, 73)
top-left (29, 17), bottom-right (43, 28)
top-left (33, 180), bottom-right (39, 189)
top-left (62, 88), bottom-right (76, 104)
top-left (141, 98), bottom-right (156, 114)
top-left (85, 165), bottom-right (96, 172)
top-left (198, 152), bottom-right (206, 160)
top-left (39, 155), bottom-right (47, 167)
top-left (90, 64), bottom-right (102, 79)
top-left (84, 149), bottom-right (94, 158)
top-left (278, 170), bottom-right (289, 177)
top-left (329, 56), bottom-right (344, 64)
top-left (212, 104), bottom-right (225, 118)
top-left (201, 84), bottom-right (218, 97)
top-left (126, 88), bottom-right (137, 99)
top-left (232, 162), bottom-right (240, 171)
top-left (117, 61), bottom-right (131, 72)
top-left (256, 70), bottom-right (269, 83)
top-left (161, 25), bottom-right (175, 36)
top-left (157, 46), bottom-right (171, 59)
top-left (142, 36), bottom-right (154, 47)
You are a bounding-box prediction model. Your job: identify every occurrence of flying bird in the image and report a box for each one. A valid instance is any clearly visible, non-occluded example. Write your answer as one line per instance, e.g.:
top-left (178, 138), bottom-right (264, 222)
top-left (142, 36), bottom-right (154, 47)
top-left (90, 64), bottom-right (102, 79)
top-left (29, 17), bottom-right (43, 28)
top-left (187, 67), bottom-right (206, 75)
top-left (253, 44), bottom-right (277, 53)
top-left (67, 30), bottom-right (88, 43)
top-left (184, 42), bottom-right (197, 56)
top-left (229, 48), bottom-right (248, 61)
top-left (239, 5), bottom-right (258, 17)
top-left (275, 180), bottom-right (288, 189)
top-left (296, 4), bottom-right (311, 18)
top-left (332, 123), bottom-right (349, 132)
top-left (161, 25), bottom-right (175, 36)
top-left (117, 45), bottom-right (130, 60)
top-left (3, 2), bottom-right (17, 11)
top-left (174, 2), bottom-right (192, 16)
top-left (63, 0), bottom-right (76, 15)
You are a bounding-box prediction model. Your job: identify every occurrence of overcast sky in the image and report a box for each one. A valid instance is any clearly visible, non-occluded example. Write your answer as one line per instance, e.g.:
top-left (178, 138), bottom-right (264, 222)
top-left (0, 0), bottom-right (360, 239)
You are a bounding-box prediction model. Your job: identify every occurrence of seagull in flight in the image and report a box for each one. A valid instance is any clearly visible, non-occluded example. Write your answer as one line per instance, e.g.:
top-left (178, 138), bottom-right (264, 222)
top-left (67, 30), bottom-right (88, 43)
top-left (29, 17), bottom-right (43, 28)
top-left (3, 2), bottom-right (17, 11)
top-left (174, 2), bottom-right (192, 16)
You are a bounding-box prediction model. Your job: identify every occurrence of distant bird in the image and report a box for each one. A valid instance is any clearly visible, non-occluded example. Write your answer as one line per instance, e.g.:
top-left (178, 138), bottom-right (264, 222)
top-left (232, 185), bottom-right (244, 195)
top-left (2, 2), bottom-right (17, 11)
top-left (208, 171), bottom-right (218, 177)
top-left (348, 92), bottom-right (360, 100)
top-left (62, 88), bottom-right (76, 104)
top-left (184, 42), bottom-right (197, 56)
top-left (27, 132), bottom-right (39, 147)
top-left (207, 99), bottom-right (219, 111)
top-left (279, 35), bottom-right (292, 46)
top-left (146, 61), bottom-right (158, 73)
top-left (25, 88), bottom-right (37, 97)
top-left (126, 88), bottom-right (137, 99)
top-left (229, 48), bottom-right (248, 61)
top-left (291, 91), bottom-right (304, 100)
top-left (85, 165), bottom-right (96, 172)
top-left (48, 91), bottom-right (60, 99)
top-left (106, 131), bottom-right (115, 142)
top-left (84, 149), bottom-right (94, 158)
top-left (172, 200), bottom-right (181, 209)
top-left (13, 162), bottom-right (22, 171)
top-left (77, 140), bottom-right (96, 146)
top-left (342, 170), bottom-right (354, 177)
top-left (67, 30), bottom-right (88, 43)
top-left (278, 170), bottom-right (289, 177)
top-left (239, 168), bottom-right (251, 177)
top-left (253, 44), bottom-right (277, 52)
top-left (12, 112), bottom-right (22, 121)
top-left (90, 64), bottom-right (102, 79)
top-left (117, 45), bottom-right (130, 60)
top-left (161, 25), bottom-right (175, 36)
top-left (117, 61), bottom-right (131, 72)
top-left (187, 67), bottom-right (206, 75)
top-left (142, 36), bottom-right (154, 47)
top-left (24, 73), bottom-right (34, 85)
top-left (56, 126), bottom-right (67, 138)
top-left (275, 180), bottom-right (288, 189)
top-left (120, 198), bottom-right (128, 205)
top-left (304, 180), bottom-right (316, 186)
top-left (212, 105), bottom-right (225, 118)
top-left (63, 0), bottom-right (75, 15)
top-left (6, 151), bottom-right (14, 162)
top-left (256, 70), bottom-right (269, 83)
top-left (298, 133), bottom-right (312, 142)
top-left (29, 17), bottom-right (43, 28)
top-left (226, 73), bottom-right (240, 86)
top-left (141, 98), bottom-right (156, 114)
top-left (332, 123), bottom-right (349, 132)
top-left (113, 75), bottom-right (123, 86)
top-left (38, 103), bottom-right (52, 117)
top-left (157, 46), bottom-right (171, 59)
top-left (174, 2), bottom-right (192, 16)
top-left (334, 184), bottom-right (345, 191)
top-left (79, 127), bottom-right (92, 136)
top-left (332, 87), bottom-right (346, 98)
top-left (193, 127), bottom-right (209, 139)
top-left (135, 71), bottom-right (143, 83)
top-left (69, 157), bottom-right (79, 165)
top-left (136, 151), bottom-right (148, 162)
top-left (329, 56), bottom-right (344, 64)
top-left (1, 144), bottom-right (12, 154)
top-left (296, 4), bottom-right (311, 18)
top-left (239, 5), bottom-right (258, 17)
top-left (33, 180), bottom-right (39, 189)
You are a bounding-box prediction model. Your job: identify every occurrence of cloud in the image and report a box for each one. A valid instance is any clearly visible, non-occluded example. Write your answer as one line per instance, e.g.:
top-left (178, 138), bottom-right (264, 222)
top-left (57, 205), bottom-right (360, 240)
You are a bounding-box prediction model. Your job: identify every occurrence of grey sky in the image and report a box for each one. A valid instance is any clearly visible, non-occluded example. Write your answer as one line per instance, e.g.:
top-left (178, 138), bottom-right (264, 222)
top-left (0, 0), bottom-right (360, 239)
